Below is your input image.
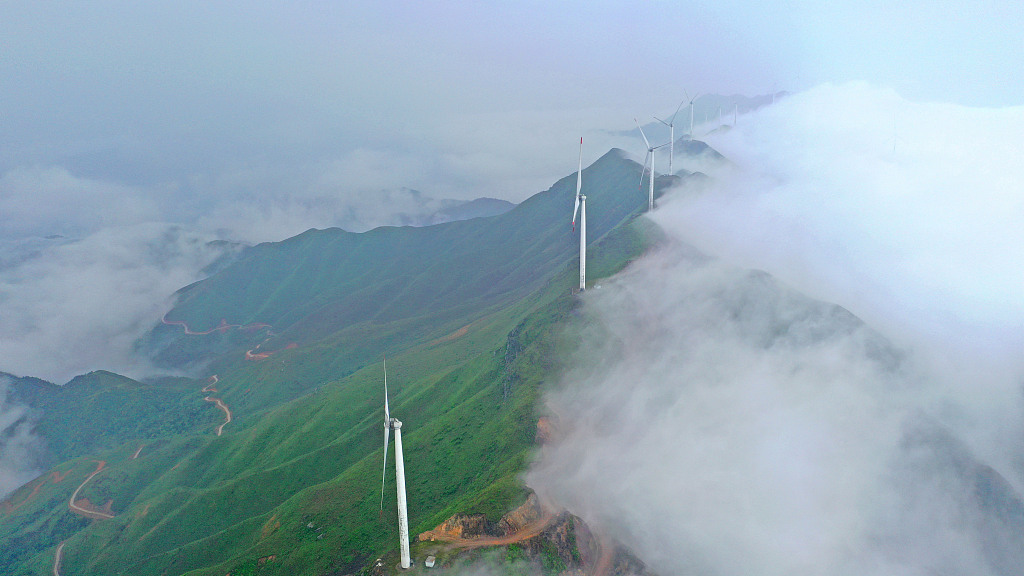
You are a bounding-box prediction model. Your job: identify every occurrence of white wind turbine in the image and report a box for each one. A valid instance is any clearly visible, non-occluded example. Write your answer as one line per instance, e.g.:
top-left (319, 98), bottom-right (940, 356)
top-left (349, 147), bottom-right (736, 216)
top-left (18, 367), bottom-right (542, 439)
top-left (571, 137), bottom-right (586, 292)
top-left (635, 119), bottom-right (667, 212)
top-left (654, 98), bottom-right (687, 175)
top-left (380, 356), bottom-right (411, 569)
top-left (684, 90), bottom-right (701, 140)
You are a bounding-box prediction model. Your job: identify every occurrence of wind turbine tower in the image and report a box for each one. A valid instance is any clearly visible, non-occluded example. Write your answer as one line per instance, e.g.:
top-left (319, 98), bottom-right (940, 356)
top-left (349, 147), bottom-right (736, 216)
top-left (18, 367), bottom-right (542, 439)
top-left (635, 119), bottom-right (667, 212)
top-left (685, 90), bottom-right (701, 140)
top-left (380, 358), bottom-right (411, 569)
top-left (655, 98), bottom-right (686, 174)
top-left (571, 138), bottom-right (586, 292)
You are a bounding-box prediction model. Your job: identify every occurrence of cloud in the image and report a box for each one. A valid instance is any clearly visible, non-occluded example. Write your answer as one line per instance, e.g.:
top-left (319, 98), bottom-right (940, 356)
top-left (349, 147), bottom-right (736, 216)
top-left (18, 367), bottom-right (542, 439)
top-left (0, 166), bottom-right (162, 239)
top-left (0, 377), bottom-right (43, 500)
top-left (674, 82), bottom-right (1024, 415)
top-left (528, 83), bottom-right (1024, 575)
top-left (0, 224), bottom-right (229, 383)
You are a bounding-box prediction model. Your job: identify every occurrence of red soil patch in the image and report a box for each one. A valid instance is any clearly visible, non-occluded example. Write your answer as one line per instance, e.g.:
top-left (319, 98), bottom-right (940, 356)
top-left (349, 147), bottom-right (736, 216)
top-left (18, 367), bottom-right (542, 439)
top-left (261, 514), bottom-right (281, 539)
top-left (2, 481), bottom-right (44, 514)
top-left (418, 513), bottom-right (556, 549)
top-left (1, 467), bottom-right (74, 515)
top-left (428, 322), bottom-right (474, 347)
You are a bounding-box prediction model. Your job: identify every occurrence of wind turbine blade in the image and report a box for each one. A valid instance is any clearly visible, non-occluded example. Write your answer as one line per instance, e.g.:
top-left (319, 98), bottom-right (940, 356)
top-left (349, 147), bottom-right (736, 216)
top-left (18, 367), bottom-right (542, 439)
top-left (671, 98), bottom-right (686, 123)
top-left (381, 425), bottom-right (390, 510)
top-left (576, 137), bottom-right (583, 196)
top-left (381, 354), bottom-right (391, 510)
top-left (654, 116), bottom-right (670, 127)
top-left (639, 151), bottom-right (651, 192)
top-left (634, 118), bottom-right (651, 149)
top-left (572, 137), bottom-right (582, 230)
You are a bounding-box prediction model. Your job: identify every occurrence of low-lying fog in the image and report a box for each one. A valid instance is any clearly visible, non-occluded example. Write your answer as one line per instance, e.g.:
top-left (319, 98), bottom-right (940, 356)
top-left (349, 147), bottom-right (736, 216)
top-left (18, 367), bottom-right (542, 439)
top-left (529, 83), bottom-right (1024, 576)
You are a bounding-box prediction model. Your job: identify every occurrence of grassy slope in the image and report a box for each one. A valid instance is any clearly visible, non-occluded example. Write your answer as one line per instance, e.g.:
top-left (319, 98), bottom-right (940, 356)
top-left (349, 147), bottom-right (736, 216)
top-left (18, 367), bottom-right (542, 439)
top-left (1, 150), bottom-right (673, 575)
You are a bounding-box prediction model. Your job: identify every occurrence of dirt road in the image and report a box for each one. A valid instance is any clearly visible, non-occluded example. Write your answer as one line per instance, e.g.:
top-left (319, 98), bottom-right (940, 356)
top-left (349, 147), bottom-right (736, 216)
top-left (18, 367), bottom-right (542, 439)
top-left (53, 541), bottom-right (65, 576)
top-left (202, 375), bottom-right (231, 435)
top-left (68, 461), bottom-right (115, 520)
top-left (205, 396), bottom-right (232, 436)
top-left (161, 315), bottom-right (269, 336)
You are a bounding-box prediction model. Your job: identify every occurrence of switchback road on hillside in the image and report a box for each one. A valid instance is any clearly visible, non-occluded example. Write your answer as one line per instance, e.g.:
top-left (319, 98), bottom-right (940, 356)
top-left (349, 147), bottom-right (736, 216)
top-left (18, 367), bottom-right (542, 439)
top-left (68, 461), bottom-right (115, 520)
top-left (202, 375), bottom-right (232, 436)
top-left (161, 315), bottom-right (270, 336)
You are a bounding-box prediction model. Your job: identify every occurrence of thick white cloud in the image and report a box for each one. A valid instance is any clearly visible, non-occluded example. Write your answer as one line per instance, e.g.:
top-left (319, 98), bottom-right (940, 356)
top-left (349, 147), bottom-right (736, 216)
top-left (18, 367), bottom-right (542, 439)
top-left (0, 166), bottom-right (162, 239)
top-left (0, 377), bottom-right (42, 500)
top-left (529, 83), bottom-right (1024, 575)
top-left (0, 224), bottom-right (228, 383)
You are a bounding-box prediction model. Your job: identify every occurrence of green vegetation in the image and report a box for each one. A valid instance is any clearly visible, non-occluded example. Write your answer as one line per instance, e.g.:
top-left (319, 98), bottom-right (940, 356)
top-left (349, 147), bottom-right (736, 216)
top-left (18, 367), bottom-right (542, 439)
top-left (0, 149), bottom-right (681, 575)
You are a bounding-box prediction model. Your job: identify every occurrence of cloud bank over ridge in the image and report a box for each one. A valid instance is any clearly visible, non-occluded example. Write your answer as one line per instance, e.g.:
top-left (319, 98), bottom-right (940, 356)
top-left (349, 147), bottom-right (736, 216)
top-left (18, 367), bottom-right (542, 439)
top-left (529, 83), bottom-right (1024, 575)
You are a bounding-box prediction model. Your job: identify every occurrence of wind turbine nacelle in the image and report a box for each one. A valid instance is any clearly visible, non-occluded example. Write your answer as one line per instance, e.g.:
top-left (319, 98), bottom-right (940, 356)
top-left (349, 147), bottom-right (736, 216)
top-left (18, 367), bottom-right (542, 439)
top-left (389, 418), bottom-right (403, 430)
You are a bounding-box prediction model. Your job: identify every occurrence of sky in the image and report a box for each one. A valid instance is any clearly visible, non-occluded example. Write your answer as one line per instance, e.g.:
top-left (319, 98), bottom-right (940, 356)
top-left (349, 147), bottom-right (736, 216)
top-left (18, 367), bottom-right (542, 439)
top-left (1, 0), bottom-right (1022, 241)
top-left (529, 84), bottom-right (1024, 575)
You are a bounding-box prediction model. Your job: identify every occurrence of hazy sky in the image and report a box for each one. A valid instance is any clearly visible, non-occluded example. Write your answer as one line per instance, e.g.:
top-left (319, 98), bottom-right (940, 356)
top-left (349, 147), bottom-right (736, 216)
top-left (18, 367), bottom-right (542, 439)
top-left (2, 0), bottom-right (1021, 238)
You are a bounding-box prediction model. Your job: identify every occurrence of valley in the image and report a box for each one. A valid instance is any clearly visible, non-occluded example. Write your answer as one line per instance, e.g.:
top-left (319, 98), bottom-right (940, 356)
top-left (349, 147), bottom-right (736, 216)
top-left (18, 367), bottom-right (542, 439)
top-left (0, 147), bottom-right (672, 575)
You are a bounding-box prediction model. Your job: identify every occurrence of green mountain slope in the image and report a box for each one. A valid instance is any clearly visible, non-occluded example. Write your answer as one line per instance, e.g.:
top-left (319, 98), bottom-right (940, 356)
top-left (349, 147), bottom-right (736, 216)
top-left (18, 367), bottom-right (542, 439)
top-left (1, 148), bottom-right (677, 575)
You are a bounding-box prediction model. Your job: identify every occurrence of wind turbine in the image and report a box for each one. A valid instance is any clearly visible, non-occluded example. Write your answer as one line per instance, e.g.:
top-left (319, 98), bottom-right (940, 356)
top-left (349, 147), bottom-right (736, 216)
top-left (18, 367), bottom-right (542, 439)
top-left (380, 356), bottom-right (411, 569)
top-left (571, 137), bottom-right (586, 292)
top-left (684, 90), bottom-right (701, 140)
top-left (635, 119), bottom-right (668, 212)
top-left (655, 98), bottom-right (686, 175)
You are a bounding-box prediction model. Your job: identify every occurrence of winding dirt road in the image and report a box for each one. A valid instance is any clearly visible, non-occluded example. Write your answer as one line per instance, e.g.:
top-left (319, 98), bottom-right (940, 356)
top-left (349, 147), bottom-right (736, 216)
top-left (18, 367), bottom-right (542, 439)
top-left (53, 541), bottom-right (65, 576)
top-left (202, 375), bottom-right (232, 436)
top-left (161, 315), bottom-right (270, 336)
top-left (68, 460), bottom-right (115, 520)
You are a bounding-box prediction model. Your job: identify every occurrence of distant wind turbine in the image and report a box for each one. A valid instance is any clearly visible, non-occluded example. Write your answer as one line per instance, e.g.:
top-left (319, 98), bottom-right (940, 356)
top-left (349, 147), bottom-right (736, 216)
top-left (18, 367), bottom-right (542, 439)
top-left (655, 98), bottom-right (687, 174)
top-left (380, 357), bottom-right (411, 569)
top-left (635, 119), bottom-right (668, 212)
top-left (684, 90), bottom-right (701, 140)
top-left (571, 137), bottom-right (586, 292)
